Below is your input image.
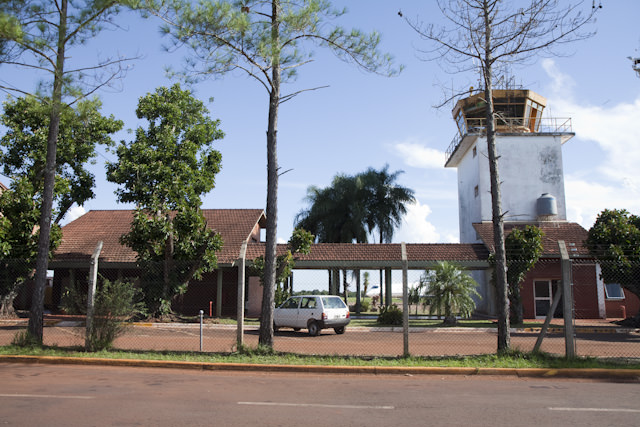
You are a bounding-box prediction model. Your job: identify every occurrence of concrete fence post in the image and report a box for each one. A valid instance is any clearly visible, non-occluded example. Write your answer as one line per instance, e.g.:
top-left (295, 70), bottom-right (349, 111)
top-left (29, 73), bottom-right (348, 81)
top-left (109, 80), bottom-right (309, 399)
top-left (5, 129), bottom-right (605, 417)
top-left (85, 241), bottom-right (103, 350)
top-left (401, 242), bottom-right (409, 357)
top-left (236, 241), bottom-right (247, 349)
top-left (558, 240), bottom-right (576, 358)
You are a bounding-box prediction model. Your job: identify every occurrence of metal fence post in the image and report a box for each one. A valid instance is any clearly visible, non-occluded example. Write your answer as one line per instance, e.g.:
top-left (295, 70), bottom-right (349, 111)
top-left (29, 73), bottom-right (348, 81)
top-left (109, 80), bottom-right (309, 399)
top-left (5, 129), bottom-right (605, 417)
top-left (199, 310), bottom-right (204, 352)
top-left (85, 241), bottom-right (103, 350)
top-left (401, 242), bottom-right (409, 357)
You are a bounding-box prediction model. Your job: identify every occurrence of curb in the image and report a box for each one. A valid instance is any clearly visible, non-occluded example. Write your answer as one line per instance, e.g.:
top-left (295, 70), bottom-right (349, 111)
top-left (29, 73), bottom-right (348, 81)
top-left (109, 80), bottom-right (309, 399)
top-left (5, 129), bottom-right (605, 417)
top-left (1, 355), bottom-right (639, 381)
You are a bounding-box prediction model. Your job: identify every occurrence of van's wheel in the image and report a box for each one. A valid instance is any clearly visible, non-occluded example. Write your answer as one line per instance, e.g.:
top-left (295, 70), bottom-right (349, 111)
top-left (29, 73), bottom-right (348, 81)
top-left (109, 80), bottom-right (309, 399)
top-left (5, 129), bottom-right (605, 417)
top-left (293, 328), bottom-right (301, 332)
top-left (334, 326), bottom-right (345, 335)
top-left (307, 320), bottom-right (320, 336)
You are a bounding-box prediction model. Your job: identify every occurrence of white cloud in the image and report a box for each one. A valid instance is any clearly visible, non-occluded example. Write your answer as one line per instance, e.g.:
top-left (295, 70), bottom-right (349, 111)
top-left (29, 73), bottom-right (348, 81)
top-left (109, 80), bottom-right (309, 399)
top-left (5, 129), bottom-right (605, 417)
top-left (392, 139), bottom-right (447, 169)
top-left (61, 205), bottom-right (86, 225)
top-left (394, 200), bottom-right (457, 243)
top-left (543, 59), bottom-right (640, 228)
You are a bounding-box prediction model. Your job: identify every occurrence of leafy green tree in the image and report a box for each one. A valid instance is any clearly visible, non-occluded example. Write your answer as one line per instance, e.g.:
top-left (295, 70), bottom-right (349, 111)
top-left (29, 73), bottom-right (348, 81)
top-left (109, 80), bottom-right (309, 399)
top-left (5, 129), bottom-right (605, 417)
top-left (505, 226), bottom-right (544, 324)
top-left (139, 0), bottom-right (399, 348)
top-left (404, 0), bottom-right (596, 351)
top-left (1, 96), bottom-right (123, 223)
top-left (585, 209), bottom-right (640, 321)
top-left (420, 261), bottom-right (480, 326)
top-left (0, 0), bottom-right (135, 342)
top-left (106, 84), bottom-right (224, 316)
top-left (0, 96), bottom-right (121, 316)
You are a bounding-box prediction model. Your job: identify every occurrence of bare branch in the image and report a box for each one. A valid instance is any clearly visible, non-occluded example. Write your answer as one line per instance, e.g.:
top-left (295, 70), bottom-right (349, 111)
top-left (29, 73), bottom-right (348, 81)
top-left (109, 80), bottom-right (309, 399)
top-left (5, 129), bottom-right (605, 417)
top-left (279, 85), bottom-right (329, 104)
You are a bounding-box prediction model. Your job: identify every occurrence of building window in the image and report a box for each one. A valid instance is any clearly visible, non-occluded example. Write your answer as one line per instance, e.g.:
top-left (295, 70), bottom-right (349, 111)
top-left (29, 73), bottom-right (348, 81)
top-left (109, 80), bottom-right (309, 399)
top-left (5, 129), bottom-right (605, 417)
top-left (472, 146), bottom-right (477, 157)
top-left (534, 279), bottom-right (561, 318)
top-left (474, 185), bottom-right (479, 197)
top-left (455, 110), bottom-right (466, 135)
top-left (604, 283), bottom-right (625, 300)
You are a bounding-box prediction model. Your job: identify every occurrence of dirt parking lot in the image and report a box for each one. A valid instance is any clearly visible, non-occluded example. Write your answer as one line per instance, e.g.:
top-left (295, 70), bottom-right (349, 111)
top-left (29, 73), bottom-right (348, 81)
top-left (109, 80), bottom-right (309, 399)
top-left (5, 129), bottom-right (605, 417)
top-left (1, 321), bottom-right (638, 358)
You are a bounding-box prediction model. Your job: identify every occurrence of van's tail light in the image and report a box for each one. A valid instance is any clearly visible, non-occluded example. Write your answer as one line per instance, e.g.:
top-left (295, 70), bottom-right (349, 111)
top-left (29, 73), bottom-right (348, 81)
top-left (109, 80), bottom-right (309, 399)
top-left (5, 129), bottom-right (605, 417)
top-left (346, 312), bottom-right (350, 318)
top-left (322, 313), bottom-right (328, 320)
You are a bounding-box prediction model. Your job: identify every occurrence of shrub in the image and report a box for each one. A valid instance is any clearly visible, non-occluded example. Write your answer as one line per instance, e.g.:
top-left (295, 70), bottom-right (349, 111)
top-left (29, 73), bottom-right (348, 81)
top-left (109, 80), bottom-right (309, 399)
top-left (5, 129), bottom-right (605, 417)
top-left (349, 300), bottom-right (370, 313)
top-left (377, 304), bottom-right (403, 325)
top-left (12, 329), bottom-right (40, 348)
top-left (86, 279), bottom-right (146, 352)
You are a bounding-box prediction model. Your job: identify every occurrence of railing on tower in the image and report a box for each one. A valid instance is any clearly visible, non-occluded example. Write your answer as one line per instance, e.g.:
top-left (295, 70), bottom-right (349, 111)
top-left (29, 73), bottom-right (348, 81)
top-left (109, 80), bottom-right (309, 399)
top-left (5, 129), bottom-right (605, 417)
top-left (445, 117), bottom-right (573, 165)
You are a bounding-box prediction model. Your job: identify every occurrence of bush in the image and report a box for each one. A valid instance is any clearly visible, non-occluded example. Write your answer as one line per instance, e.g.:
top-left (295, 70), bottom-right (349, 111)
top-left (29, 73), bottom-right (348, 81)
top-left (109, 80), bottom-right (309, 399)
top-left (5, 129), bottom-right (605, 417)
top-left (349, 300), bottom-right (371, 313)
top-left (12, 329), bottom-right (40, 348)
top-left (86, 279), bottom-right (146, 352)
top-left (377, 304), bottom-right (403, 325)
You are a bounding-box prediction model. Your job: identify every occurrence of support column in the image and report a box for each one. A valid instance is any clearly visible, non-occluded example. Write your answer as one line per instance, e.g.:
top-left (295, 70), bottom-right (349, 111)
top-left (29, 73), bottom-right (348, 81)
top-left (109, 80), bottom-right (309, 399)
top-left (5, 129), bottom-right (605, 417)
top-left (216, 269), bottom-right (223, 318)
top-left (385, 268), bottom-right (392, 307)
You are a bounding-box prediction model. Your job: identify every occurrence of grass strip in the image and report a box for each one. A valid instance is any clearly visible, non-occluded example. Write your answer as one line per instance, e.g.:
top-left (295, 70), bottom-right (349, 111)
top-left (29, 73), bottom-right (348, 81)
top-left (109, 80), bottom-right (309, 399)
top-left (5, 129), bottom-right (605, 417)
top-left (1, 345), bottom-right (638, 371)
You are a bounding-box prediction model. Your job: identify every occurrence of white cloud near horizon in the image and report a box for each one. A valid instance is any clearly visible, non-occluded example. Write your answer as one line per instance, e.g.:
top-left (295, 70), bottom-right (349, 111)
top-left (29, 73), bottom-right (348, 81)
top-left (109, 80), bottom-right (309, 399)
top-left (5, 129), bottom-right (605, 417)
top-left (61, 205), bottom-right (86, 225)
top-left (392, 139), bottom-right (448, 169)
top-left (394, 200), bottom-right (458, 244)
top-left (542, 59), bottom-right (640, 228)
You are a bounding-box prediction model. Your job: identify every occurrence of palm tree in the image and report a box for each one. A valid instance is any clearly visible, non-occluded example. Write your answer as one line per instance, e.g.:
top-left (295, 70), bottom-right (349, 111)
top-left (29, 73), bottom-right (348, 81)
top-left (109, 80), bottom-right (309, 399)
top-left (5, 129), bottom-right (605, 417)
top-left (421, 261), bottom-right (481, 326)
top-left (361, 165), bottom-right (415, 244)
top-left (295, 174), bottom-right (368, 244)
top-left (361, 165), bottom-right (415, 304)
top-left (295, 174), bottom-right (368, 299)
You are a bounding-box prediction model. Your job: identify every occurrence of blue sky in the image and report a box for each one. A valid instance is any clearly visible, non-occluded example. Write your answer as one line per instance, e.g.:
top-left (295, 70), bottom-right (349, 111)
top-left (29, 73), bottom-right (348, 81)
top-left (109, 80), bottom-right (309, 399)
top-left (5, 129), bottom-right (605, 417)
top-left (1, 0), bottom-right (639, 245)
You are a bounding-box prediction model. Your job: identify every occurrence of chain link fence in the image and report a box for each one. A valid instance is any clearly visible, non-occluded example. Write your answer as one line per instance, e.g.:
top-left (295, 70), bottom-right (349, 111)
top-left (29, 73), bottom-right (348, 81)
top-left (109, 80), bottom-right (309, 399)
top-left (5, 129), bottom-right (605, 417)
top-left (0, 257), bottom-right (638, 359)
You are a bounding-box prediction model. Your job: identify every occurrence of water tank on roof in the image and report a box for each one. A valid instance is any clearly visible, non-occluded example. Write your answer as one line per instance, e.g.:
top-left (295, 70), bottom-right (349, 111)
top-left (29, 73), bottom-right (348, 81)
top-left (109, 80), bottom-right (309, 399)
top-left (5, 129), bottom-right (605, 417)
top-left (537, 193), bottom-right (558, 219)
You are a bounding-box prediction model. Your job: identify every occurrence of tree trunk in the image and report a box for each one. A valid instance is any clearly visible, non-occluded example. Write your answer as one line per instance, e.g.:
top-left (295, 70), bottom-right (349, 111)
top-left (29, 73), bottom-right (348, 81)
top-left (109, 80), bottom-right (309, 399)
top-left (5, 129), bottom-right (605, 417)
top-left (509, 284), bottom-right (524, 325)
top-left (483, 0), bottom-right (510, 352)
top-left (162, 225), bottom-right (174, 313)
top-left (28, 0), bottom-right (67, 343)
top-left (258, 0), bottom-right (280, 348)
top-left (342, 269), bottom-right (348, 305)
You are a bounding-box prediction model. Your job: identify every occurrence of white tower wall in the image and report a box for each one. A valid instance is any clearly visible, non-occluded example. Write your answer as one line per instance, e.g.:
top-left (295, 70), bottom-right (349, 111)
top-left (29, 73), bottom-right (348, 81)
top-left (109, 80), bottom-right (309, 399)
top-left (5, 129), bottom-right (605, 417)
top-left (458, 134), bottom-right (567, 243)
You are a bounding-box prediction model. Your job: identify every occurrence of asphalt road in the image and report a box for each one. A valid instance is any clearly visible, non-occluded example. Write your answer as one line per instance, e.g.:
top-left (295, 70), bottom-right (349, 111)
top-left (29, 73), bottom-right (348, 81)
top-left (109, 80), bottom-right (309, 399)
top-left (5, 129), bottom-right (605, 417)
top-left (0, 363), bottom-right (639, 427)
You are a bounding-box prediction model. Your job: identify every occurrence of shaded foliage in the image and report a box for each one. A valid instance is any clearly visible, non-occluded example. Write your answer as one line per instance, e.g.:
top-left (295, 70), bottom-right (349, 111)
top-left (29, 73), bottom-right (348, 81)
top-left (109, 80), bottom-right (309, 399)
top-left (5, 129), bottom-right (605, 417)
top-left (586, 209), bottom-right (640, 319)
top-left (505, 225), bottom-right (544, 324)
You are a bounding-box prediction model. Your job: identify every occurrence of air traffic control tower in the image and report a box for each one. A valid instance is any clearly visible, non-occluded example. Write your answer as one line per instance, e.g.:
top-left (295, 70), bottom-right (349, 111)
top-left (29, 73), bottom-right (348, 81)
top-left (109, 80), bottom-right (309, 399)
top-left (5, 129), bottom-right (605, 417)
top-left (444, 89), bottom-right (575, 243)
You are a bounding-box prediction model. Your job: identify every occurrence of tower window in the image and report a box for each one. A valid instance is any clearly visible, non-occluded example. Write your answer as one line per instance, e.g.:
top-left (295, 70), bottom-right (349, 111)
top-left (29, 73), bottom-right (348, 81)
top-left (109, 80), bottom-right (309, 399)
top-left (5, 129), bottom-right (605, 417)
top-left (474, 185), bottom-right (479, 197)
top-left (472, 146), bottom-right (477, 157)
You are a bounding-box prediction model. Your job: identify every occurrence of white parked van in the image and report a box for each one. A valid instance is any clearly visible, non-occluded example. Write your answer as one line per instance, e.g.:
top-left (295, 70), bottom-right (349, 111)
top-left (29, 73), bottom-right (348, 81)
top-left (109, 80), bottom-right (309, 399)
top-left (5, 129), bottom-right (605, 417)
top-left (273, 295), bottom-right (350, 336)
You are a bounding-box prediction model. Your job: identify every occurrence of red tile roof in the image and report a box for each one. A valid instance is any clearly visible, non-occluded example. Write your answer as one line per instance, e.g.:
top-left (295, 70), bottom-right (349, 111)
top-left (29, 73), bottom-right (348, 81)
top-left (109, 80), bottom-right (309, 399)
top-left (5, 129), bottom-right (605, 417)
top-left (472, 221), bottom-right (590, 258)
top-left (54, 209), bottom-right (266, 265)
top-left (54, 210), bottom-right (491, 269)
top-left (245, 242), bottom-right (490, 269)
